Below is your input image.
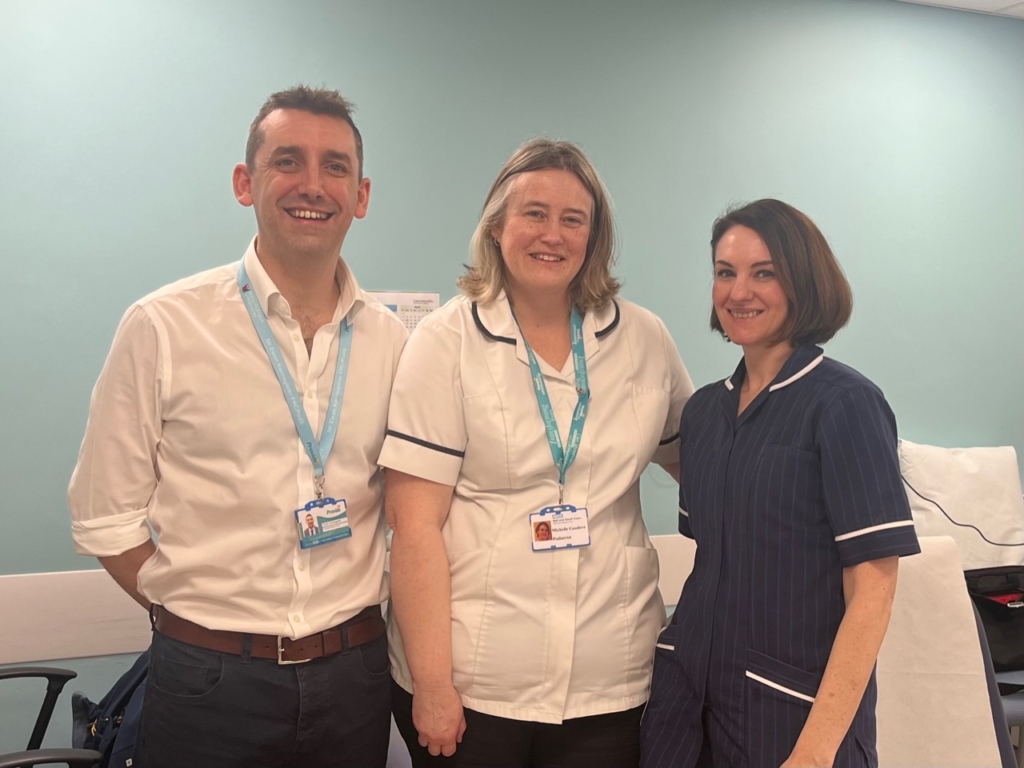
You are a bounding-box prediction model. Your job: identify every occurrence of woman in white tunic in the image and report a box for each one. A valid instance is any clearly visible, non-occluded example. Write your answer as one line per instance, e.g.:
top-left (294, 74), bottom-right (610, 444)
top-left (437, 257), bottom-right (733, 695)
top-left (381, 138), bottom-right (694, 768)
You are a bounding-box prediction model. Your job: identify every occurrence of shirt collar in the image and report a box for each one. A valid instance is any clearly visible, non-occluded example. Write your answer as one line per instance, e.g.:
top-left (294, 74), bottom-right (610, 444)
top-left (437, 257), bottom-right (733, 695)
top-left (242, 237), bottom-right (364, 323)
top-left (724, 344), bottom-right (825, 393)
top-left (471, 291), bottom-right (620, 363)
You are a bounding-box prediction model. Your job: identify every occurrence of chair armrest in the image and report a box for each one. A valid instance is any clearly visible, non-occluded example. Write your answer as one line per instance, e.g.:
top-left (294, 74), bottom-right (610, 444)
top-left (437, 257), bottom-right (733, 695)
top-left (0, 748), bottom-right (103, 768)
top-left (0, 668), bottom-right (80, 750)
top-left (0, 668), bottom-right (78, 689)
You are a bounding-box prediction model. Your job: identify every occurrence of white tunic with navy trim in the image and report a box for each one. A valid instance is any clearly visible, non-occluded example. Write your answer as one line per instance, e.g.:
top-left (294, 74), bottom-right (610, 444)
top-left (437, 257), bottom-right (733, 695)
top-left (379, 293), bottom-right (694, 723)
top-left (641, 345), bottom-right (920, 768)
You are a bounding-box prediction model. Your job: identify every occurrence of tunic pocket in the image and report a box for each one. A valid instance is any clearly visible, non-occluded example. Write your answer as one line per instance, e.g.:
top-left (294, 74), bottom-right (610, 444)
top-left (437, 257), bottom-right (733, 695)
top-left (744, 650), bottom-right (821, 765)
top-left (745, 649), bottom-right (820, 705)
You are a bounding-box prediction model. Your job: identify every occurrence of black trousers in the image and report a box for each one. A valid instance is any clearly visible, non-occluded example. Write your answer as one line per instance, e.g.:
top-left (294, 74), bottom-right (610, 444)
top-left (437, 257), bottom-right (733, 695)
top-left (136, 629), bottom-right (392, 768)
top-left (392, 678), bottom-right (642, 768)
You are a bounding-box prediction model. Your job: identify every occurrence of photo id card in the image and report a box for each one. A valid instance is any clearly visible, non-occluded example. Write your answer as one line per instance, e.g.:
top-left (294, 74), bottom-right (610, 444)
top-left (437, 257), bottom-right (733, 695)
top-left (295, 497), bottom-right (352, 549)
top-left (530, 505), bottom-right (591, 552)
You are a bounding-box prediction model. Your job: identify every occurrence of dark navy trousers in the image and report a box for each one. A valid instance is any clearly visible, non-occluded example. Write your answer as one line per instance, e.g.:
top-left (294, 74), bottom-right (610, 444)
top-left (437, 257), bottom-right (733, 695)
top-left (136, 629), bottom-right (392, 768)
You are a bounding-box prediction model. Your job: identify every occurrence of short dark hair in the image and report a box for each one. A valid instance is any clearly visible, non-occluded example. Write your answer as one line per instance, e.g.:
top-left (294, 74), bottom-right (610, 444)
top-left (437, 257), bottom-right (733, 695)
top-left (709, 199), bottom-right (852, 346)
top-left (245, 85), bottom-right (364, 176)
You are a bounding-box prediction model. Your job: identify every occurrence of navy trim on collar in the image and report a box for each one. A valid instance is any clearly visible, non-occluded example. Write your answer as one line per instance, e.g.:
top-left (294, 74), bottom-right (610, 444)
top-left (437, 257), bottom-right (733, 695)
top-left (471, 303), bottom-right (516, 345)
top-left (595, 300), bottom-right (620, 338)
top-left (471, 300), bottom-right (620, 344)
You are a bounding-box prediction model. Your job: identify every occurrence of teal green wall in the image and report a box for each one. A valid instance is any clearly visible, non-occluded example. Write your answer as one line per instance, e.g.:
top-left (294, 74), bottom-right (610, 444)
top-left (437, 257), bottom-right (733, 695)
top-left (1, 0), bottom-right (1021, 577)
top-left (0, 0), bottom-right (1021, 756)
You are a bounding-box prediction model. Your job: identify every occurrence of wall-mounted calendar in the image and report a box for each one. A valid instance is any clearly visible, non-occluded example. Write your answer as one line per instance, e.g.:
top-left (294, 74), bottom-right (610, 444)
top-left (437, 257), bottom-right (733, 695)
top-left (369, 291), bottom-right (441, 332)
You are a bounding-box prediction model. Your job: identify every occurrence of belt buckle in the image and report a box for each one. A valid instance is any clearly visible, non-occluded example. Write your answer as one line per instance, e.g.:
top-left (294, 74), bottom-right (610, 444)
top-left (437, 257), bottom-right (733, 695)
top-left (277, 636), bottom-right (311, 665)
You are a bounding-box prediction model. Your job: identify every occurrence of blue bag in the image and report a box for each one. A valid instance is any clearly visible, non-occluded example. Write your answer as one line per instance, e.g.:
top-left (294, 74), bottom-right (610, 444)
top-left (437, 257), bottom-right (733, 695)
top-left (71, 650), bottom-right (149, 768)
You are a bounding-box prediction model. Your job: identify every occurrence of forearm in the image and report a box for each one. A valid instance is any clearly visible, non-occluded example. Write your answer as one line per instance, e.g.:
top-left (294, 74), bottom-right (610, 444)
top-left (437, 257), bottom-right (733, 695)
top-left (391, 523), bottom-right (454, 691)
top-left (98, 539), bottom-right (156, 610)
top-left (787, 559), bottom-right (898, 766)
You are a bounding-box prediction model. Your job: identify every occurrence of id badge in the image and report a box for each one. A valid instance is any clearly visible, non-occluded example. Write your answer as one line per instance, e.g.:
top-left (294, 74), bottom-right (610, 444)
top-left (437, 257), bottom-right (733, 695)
top-left (530, 505), bottom-right (591, 551)
top-left (295, 497), bottom-right (352, 549)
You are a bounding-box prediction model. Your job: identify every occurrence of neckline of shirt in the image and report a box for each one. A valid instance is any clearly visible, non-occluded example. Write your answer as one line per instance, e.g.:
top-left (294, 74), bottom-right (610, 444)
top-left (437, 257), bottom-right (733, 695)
top-left (242, 237), bottom-right (364, 324)
top-left (470, 292), bottom-right (620, 351)
top-left (723, 345), bottom-right (825, 393)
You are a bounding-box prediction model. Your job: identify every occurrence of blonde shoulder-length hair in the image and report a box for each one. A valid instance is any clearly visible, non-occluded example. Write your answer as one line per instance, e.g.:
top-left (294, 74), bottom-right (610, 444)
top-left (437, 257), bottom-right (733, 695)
top-left (458, 138), bottom-right (620, 312)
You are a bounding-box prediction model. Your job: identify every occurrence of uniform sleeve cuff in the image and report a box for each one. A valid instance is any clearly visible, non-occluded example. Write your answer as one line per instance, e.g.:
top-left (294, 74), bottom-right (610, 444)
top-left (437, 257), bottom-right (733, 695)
top-left (71, 511), bottom-right (152, 557)
top-left (678, 507), bottom-right (694, 539)
top-left (379, 430), bottom-right (463, 487)
top-left (835, 521), bottom-right (921, 566)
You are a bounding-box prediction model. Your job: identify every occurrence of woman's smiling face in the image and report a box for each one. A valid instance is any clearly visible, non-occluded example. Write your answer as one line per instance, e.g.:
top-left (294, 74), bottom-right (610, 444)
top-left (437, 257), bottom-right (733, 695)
top-left (712, 225), bottom-right (790, 350)
top-left (492, 169), bottom-right (593, 303)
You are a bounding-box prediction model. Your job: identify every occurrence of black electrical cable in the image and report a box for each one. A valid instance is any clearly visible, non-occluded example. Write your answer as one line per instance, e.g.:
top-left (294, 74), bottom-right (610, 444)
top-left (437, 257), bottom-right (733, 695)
top-left (902, 474), bottom-right (1024, 547)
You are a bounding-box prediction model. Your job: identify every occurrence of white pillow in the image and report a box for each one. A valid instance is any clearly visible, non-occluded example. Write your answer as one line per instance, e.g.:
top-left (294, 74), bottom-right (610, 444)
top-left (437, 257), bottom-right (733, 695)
top-left (898, 439), bottom-right (1024, 571)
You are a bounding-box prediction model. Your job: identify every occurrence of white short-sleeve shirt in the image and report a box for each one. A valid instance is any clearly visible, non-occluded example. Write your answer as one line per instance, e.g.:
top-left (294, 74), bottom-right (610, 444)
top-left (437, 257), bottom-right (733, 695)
top-left (379, 293), bottom-right (694, 723)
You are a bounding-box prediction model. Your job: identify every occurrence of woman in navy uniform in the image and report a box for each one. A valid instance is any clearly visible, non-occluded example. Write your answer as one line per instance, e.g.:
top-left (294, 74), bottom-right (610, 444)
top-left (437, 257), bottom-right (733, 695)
top-left (641, 199), bottom-right (920, 768)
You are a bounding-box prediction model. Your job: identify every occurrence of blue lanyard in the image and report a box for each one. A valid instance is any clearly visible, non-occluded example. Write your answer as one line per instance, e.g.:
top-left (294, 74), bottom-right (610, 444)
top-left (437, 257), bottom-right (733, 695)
top-left (515, 306), bottom-right (590, 503)
top-left (237, 260), bottom-right (353, 499)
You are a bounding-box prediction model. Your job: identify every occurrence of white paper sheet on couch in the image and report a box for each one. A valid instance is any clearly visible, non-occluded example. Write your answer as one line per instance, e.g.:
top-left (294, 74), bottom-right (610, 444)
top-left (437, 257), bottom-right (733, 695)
top-left (876, 536), bottom-right (1001, 767)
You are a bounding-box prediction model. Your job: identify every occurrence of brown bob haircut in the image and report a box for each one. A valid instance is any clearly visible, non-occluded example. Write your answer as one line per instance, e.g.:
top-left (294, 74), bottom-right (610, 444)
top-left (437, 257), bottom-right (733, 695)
top-left (710, 199), bottom-right (853, 346)
top-left (245, 85), bottom-right (364, 177)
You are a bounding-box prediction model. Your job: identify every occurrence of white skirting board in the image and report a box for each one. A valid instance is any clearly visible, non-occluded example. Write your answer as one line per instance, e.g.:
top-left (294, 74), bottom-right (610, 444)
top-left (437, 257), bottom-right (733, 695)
top-left (0, 569), bottom-right (151, 665)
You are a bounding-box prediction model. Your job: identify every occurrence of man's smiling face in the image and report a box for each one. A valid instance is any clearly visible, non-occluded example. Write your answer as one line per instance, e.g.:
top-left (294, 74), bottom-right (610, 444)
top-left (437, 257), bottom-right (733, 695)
top-left (233, 108), bottom-right (370, 263)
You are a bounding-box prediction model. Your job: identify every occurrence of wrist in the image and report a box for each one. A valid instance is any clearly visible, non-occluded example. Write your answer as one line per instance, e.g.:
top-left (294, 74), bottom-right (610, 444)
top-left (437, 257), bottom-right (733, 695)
top-left (413, 678), bottom-right (456, 695)
top-left (785, 742), bottom-right (835, 768)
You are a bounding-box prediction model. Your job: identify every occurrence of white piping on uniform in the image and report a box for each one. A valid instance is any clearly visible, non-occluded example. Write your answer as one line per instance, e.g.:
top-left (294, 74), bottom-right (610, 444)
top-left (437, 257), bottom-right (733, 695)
top-left (656, 643), bottom-right (675, 651)
top-left (679, 506), bottom-right (689, 517)
top-left (724, 377), bottom-right (734, 391)
top-left (745, 671), bottom-right (815, 703)
top-left (834, 520), bottom-right (916, 542)
top-left (768, 354), bottom-right (824, 392)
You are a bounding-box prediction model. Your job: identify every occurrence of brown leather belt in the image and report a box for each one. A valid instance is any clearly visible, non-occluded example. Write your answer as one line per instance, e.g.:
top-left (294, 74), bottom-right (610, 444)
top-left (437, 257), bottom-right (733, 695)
top-left (153, 605), bottom-right (385, 664)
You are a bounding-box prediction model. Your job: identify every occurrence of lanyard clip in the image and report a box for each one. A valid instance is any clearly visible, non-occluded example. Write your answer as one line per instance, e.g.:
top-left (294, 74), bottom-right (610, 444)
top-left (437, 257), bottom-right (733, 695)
top-left (314, 475), bottom-right (326, 501)
top-left (558, 484), bottom-right (564, 505)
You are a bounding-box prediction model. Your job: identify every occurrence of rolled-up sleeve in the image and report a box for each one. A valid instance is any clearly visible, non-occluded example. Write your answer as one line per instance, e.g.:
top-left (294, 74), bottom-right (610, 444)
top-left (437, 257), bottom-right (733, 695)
top-left (378, 320), bottom-right (466, 487)
top-left (652, 318), bottom-right (695, 467)
top-left (817, 385), bottom-right (920, 566)
top-left (68, 304), bottom-right (162, 556)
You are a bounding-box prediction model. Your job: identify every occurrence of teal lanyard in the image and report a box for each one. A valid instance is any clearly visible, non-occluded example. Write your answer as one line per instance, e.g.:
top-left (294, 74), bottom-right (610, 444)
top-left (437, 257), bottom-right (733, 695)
top-left (237, 260), bottom-right (353, 499)
top-left (514, 306), bottom-right (590, 503)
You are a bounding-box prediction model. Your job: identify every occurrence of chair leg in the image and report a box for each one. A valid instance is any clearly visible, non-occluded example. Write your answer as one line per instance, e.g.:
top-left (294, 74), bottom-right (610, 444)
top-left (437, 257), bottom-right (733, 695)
top-left (1016, 727), bottom-right (1024, 768)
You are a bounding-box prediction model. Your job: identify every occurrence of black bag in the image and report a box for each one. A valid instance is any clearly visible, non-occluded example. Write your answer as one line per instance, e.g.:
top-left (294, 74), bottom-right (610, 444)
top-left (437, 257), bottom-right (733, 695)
top-left (71, 649), bottom-right (149, 768)
top-left (966, 566), bottom-right (1024, 673)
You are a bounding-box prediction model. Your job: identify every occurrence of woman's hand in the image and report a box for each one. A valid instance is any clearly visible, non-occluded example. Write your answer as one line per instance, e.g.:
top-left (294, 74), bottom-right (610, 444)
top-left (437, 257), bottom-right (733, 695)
top-left (413, 682), bottom-right (467, 757)
top-left (780, 749), bottom-right (832, 767)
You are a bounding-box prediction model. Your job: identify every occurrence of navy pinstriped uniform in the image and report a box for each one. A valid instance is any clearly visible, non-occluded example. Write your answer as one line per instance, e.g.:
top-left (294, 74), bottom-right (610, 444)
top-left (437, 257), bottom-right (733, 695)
top-left (640, 345), bottom-right (920, 768)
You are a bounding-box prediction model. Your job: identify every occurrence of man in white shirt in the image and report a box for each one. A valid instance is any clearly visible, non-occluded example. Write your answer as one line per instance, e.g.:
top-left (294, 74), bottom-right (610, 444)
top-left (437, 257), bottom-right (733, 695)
top-left (68, 86), bottom-right (407, 768)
